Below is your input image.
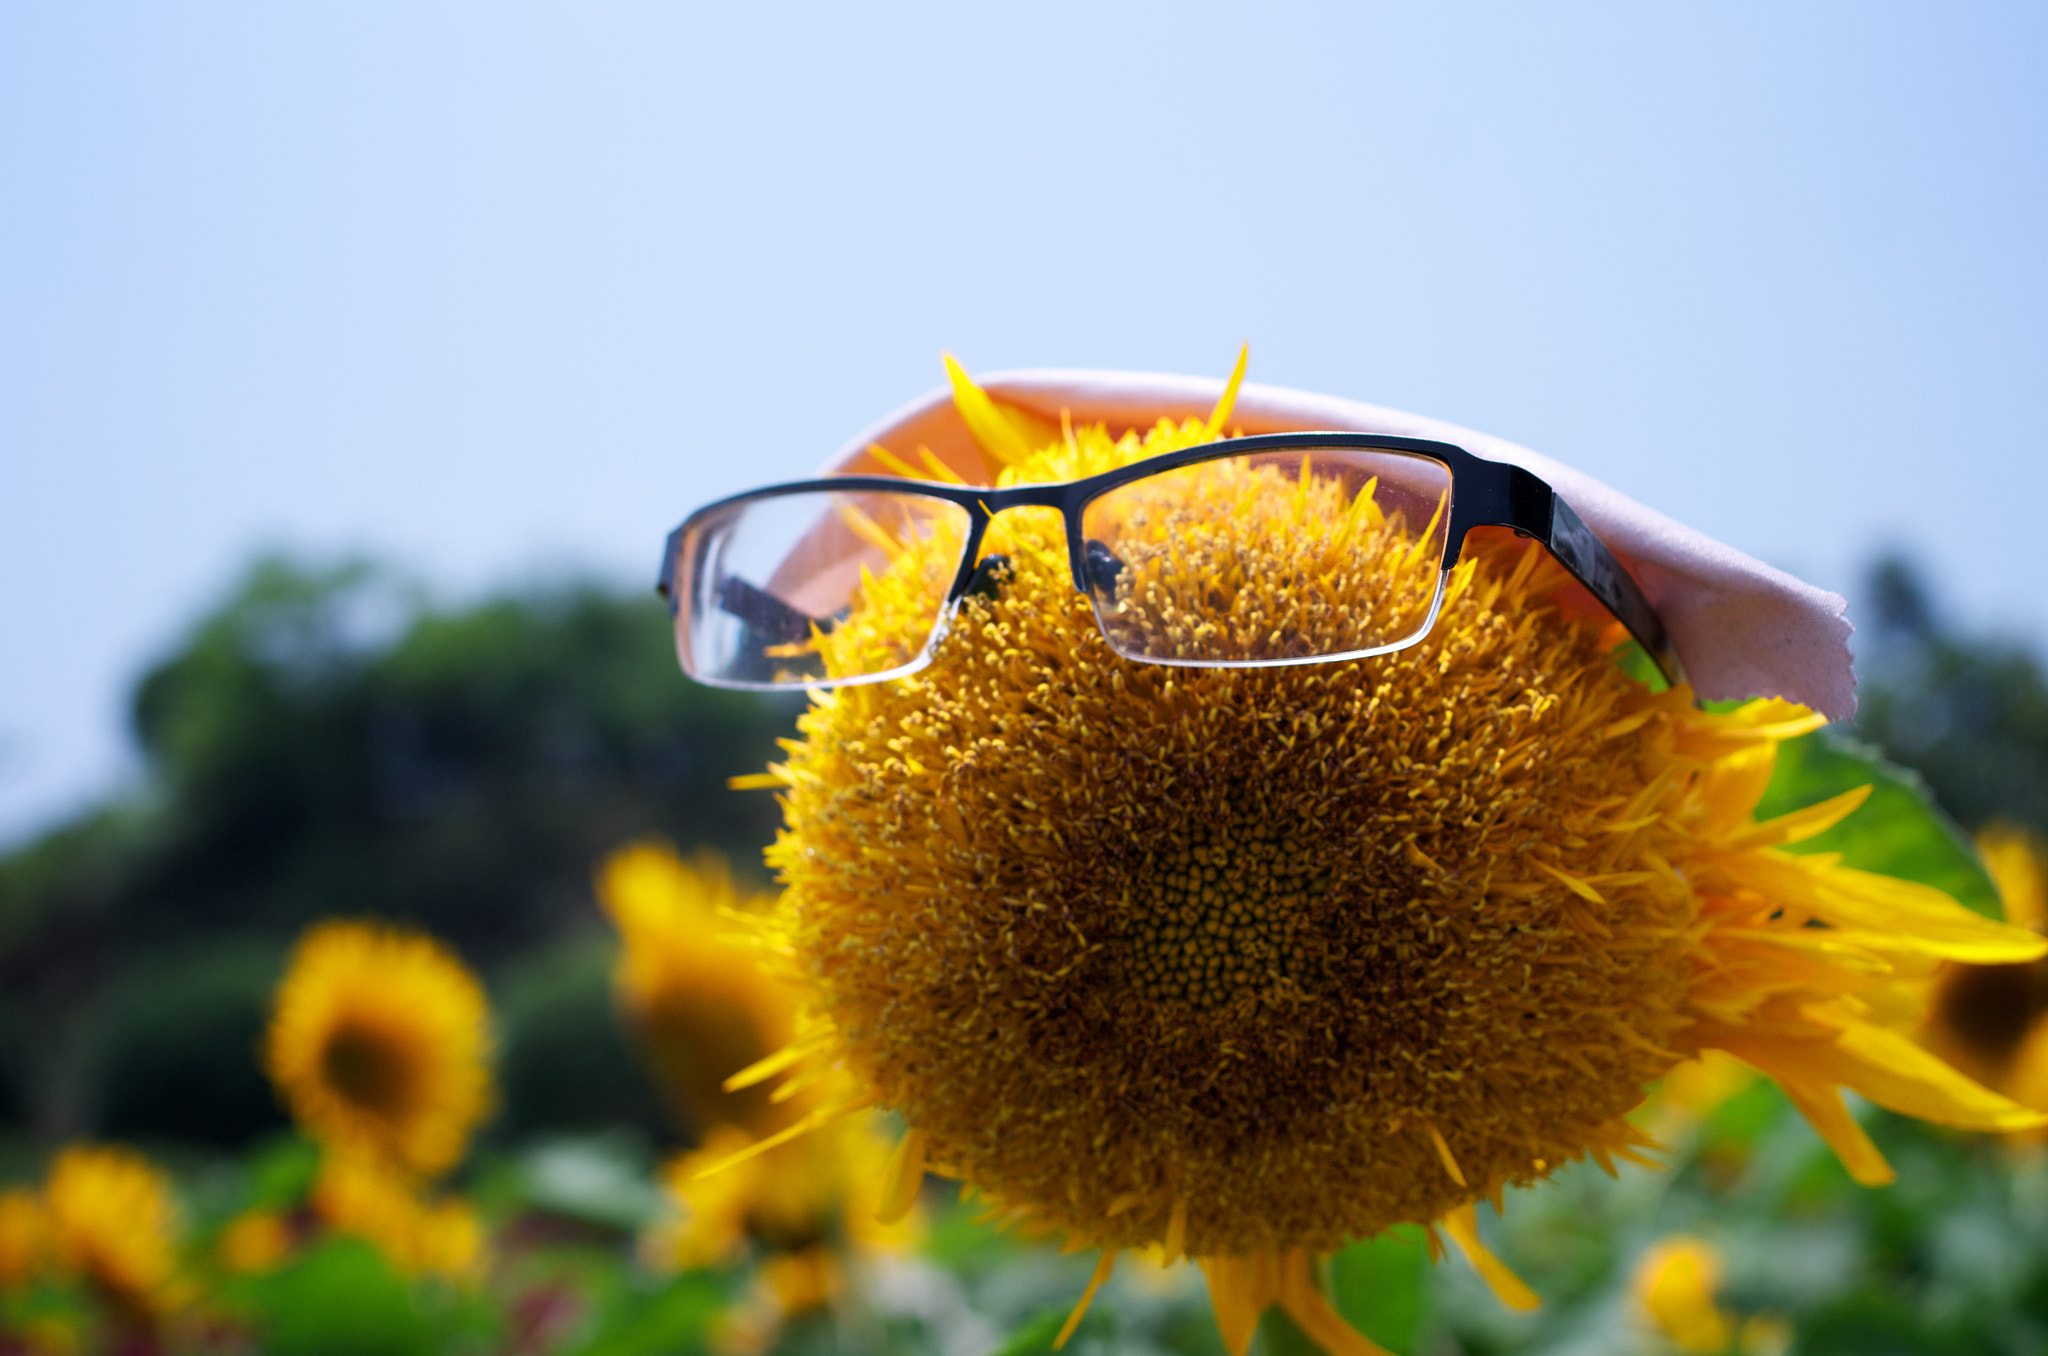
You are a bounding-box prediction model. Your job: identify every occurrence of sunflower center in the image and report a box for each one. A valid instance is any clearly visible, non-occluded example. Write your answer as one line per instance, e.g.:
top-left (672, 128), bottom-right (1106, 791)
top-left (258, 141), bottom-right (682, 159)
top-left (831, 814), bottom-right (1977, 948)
top-left (771, 413), bottom-right (1704, 1256)
top-left (321, 1023), bottom-right (415, 1117)
top-left (1124, 820), bottom-right (1322, 1012)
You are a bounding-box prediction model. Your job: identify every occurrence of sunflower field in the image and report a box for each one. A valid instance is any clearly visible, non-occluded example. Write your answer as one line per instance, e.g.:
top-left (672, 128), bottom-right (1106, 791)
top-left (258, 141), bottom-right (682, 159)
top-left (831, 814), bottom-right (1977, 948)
top-left (5, 505), bottom-right (2048, 1355)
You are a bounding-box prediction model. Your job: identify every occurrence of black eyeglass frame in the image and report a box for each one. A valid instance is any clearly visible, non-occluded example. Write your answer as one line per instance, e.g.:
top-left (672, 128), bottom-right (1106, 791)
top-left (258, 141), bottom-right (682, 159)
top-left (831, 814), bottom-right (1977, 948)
top-left (657, 431), bottom-right (1683, 690)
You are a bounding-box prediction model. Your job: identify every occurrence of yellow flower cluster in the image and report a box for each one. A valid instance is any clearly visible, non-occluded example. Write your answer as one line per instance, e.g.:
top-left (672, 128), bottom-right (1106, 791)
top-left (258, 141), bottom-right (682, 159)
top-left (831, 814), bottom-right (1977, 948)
top-left (309, 1154), bottom-right (486, 1283)
top-left (0, 1145), bottom-right (185, 1332)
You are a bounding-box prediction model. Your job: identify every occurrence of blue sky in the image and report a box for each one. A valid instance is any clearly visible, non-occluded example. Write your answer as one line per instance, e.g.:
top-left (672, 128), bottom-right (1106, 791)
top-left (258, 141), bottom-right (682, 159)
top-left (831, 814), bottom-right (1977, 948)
top-left (2, 2), bottom-right (2044, 845)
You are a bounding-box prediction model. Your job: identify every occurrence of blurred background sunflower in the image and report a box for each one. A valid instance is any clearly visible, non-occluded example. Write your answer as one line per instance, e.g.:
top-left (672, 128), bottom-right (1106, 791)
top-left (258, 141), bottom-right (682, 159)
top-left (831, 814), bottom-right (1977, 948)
top-left (265, 919), bottom-right (494, 1179)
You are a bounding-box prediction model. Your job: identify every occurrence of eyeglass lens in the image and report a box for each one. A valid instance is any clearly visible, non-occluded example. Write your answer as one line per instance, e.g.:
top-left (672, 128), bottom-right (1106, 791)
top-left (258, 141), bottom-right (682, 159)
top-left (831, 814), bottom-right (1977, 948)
top-left (1079, 447), bottom-right (1451, 666)
top-left (676, 489), bottom-right (970, 686)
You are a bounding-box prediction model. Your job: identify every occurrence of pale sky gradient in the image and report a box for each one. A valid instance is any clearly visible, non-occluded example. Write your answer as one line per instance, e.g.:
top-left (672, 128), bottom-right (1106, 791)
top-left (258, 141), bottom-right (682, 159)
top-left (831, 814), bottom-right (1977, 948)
top-left (3, 2), bottom-right (2045, 846)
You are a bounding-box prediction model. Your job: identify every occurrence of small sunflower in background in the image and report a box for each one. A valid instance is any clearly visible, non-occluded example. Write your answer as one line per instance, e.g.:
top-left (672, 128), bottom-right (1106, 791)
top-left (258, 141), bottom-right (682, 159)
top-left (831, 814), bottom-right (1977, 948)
top-left (1632, 1235), bottom-right (1787, 1356)
top-left (1632, 1236), bottom-right (1732, 1354)
top-left (717, 356), bottom-right (2047, 1354)
top-left (215, 1209), bottom-right (293, 1276)
top-left (602, 844), bottom-right (806, 1137)
top-left (1922, 824), bottom-right (2048, 1124)
top-left (599, 842), bottom-right (918, 1346)
top-left (43, 1145), bottom-right (185, 1326)
top-left (262, 918), bottom-right (494, 1282)
top-left (266, 919), bottom-right (495, 1178)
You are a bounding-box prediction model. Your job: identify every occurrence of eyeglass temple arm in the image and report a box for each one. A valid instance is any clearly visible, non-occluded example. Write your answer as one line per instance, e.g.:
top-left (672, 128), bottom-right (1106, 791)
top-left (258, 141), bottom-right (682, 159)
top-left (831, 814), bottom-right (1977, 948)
top-left (656, 527), bottom-right (683, 612)
top-left (655, 529), bottom-right (835, 640)
top-left (1448, 464), bottom-right (1686, 689)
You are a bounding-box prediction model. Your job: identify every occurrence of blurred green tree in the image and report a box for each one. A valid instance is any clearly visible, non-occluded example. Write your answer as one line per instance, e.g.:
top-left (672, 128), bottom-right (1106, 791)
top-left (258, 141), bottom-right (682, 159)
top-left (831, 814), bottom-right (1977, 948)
top-left (1855, 553), bottom-right (2048, 836)
top-left (0, 557), bottom-right (797, 1148)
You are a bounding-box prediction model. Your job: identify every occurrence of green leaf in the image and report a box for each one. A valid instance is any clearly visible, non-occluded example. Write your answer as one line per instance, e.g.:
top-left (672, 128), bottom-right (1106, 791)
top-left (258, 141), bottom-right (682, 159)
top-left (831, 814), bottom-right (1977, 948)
top-left (1250, 1238), bottom-right (1428, 1356)
top-left (565, 1270), bottom-right (724, 1356)
top-left (1756, 727), bottom-right (2002, 919)
top-left (1331, 1228), bottom-right (1427, 1356)
top-left (1612, 640), bottom-right (1671, 693)
top-left (990, 1303), bottom-right (1111, 1355)
top-left (252, 1238), bottom-right (435, 1356)
top-left (245, 1133), bottom-right (322, 1211)
top-left (921, 1194), bottom-right (1031, 1278)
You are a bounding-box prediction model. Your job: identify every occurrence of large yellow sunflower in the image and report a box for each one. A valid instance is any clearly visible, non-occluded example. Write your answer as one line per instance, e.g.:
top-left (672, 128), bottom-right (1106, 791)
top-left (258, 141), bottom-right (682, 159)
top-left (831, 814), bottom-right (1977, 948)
top-left (265, 920), bottom-right (494, 1178)
top-left (727, 359), bottom-right (2047, 1354)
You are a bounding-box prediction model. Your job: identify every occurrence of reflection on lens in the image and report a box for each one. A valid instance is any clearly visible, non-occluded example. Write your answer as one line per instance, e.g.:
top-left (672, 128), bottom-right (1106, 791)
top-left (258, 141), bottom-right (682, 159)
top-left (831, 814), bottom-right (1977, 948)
top-left (675, 489), bottom-right (969, 687)
top-left (1079, 448), bottom-right (1451, 665)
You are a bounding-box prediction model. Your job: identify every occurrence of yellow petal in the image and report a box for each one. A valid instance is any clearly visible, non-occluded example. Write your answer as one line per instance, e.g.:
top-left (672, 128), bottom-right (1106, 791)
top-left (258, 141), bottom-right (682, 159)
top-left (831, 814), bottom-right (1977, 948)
top-left (865, 442), bottom-right (929, 481)
top-left (1277, 1250), bottom-right (1395, 1356)
top-left (1440, 1204), bottom-right (1540, 1311)
top-left (1425, 1122), bottom-right (1467, 1186)
top-left (1162, 1198), bottom-right (1187, 1262)
top-left (876, 1129), bottom-right (926, 1226)
top-left (1825, 1018), bottom-right (2048, 1130)
top-left (1719, 783), bottom-right (1872, 851)
top-left (691, 1095), bottom-right (877, 1179)
top-left (1054, 1251), bottom-right (1116, 1349)
top-left (1720, 852), bottom-right (2048, 964)
top-left (1979, 823), bottom-right (2048, 931)
top-left (1531, 859), bottom-right (1606, 905)
top-left (1201, 1254), bottom-right (1276, 1356)
top-left (1694, 745), bottom-right (1781, 835)
top-left (943, 354), bottom-right (1058, 468)
top-left (1764, 1069), bottom-right (1895, 1186)
top-left (722, 1040), bottom-right (818, 1093)
top-left (1206, 344), bottom-right (1249, 439)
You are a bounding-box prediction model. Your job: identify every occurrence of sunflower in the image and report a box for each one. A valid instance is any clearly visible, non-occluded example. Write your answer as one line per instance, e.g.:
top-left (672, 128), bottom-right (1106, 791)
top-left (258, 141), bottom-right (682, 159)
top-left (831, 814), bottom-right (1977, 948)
top-left (1921, 824), bottom-right (2048, 1122)
top-left (604, 842), bottom-right (918, 1325)
top-left (265, 920), bottom-right (494, 1178)
top-left (216, 1210), bottom-right (294, 1275)
top-left (1632, 1236), bottom-right (1737, 1355)
top-left (0, 1188), bottom-right (49, 1291)
top-left (599, 843), bottom-right (811, 1137)
top-left (310, 1153), bottom-right (486, 1283)
top-left (727, 358), bottom-right (2047, 1355)
top-left (42, 1146), bottom-right (182, 1320)
top-left (643, 1116), bottom-right (916, 1274)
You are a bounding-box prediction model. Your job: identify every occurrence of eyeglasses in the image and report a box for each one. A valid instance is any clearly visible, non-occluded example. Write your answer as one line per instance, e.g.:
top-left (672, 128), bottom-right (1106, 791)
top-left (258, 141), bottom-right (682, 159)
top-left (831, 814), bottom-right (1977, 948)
top-left (657, 432), bottom-right (1682, 692)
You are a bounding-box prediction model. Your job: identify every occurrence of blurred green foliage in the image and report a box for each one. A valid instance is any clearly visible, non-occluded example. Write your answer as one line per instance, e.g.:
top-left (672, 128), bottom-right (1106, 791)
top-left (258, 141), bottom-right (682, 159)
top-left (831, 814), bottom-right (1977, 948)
top-left (1855, 554), bottom-right (2048, 837)
top-left (495, 936), bottom-right (673, 1145)
top-left (0, 556), bottom-right (798, 1147)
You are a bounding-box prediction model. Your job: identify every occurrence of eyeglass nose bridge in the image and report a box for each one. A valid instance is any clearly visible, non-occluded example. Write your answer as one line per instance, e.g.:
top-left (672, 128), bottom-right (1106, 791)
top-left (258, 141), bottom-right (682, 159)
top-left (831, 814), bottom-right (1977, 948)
top-left (942, 483), bottom-right (1103, 605)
